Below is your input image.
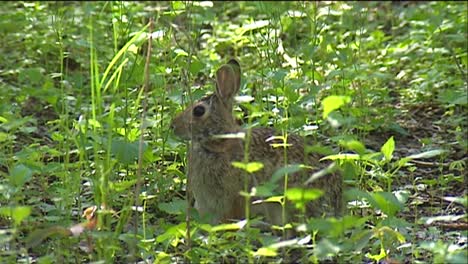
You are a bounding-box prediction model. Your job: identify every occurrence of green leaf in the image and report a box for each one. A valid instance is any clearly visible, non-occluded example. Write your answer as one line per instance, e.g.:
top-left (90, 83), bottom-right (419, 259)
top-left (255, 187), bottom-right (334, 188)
top-left (271, 164), bottom-right (304, 183)
top-left (232, 161), bottom-right (264, 173)
top-left (9, 164), bottom-right (33, 188)
top-left (437, 89), bottom-right (467, 105)
top-left (371, 192), bottom-right (404, 217)
top-left (253, 247), bottom-right (278, 257)
top-left (365, 247), bottom-right (387, 262)
top-left (321, 95), bottom-right (351, 119)
top-left (339, 139), bottom-right (367, 155)
top-left (254, 182), bottom-right (278, 197)
top-left (313, 238), bottom-right (341, 259)
top-left (0, 206), bottom-right (31, 226)
top-left (111, 139), bottom-right (146, 165)
top-left (189, 58), bottom-right (205, 75)
top-left (381, 226), bottom-right (406, 243)
top-left (111, 179), bottom-right (137, 192)
top-left (158, 198), bottom-right (187, 215)
top-left (19, 68), bottom-right (44, 85)
top-left (308, 215), bottom-right (369, 238)
top-left (321, 153), bottom-right (360, 161)
top-left (211, 219), bottom-right (247, 232)
top-left (286, 188), bottom-right (324, 202)
top-left (156, 223), bottom-right (186, 243)
top-left (286, 188), bottom-right (323, 210)
top-left (380, 136), bottom-right (395, 161)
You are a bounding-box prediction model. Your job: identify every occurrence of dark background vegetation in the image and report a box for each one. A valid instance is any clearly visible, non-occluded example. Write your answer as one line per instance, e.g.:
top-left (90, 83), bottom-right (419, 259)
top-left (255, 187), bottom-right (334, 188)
top-left (0, 1), bottom-right (466, 263)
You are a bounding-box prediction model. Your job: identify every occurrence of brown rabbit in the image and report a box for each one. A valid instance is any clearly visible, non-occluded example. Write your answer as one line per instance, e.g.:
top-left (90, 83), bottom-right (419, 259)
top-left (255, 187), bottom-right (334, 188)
top-left (171, 59), bottom-right (342, 226)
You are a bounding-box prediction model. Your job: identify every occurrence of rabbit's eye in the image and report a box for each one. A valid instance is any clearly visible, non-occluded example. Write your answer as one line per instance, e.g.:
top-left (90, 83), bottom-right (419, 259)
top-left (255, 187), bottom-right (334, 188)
top-left (193, 105), bottom-right (206, 117)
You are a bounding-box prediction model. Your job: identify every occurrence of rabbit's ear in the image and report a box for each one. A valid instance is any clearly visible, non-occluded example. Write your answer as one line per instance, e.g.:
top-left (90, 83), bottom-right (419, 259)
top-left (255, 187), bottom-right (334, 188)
top-left (215, 60), bottom-right (241, 103)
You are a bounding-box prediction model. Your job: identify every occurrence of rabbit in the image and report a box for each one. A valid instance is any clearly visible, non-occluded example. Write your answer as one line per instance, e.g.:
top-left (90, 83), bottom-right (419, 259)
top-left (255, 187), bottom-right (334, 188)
top-left (170, 59), bottom-right (342, 226)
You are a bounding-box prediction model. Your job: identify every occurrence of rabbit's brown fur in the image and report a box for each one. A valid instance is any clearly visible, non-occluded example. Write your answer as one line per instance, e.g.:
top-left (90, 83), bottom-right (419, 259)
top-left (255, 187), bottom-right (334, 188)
top-left (171, 59), bottom-right (342, 225)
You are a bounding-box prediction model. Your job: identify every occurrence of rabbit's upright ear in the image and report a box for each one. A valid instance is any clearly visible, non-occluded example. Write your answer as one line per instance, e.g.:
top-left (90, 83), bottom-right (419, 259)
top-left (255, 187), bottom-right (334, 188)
top-left (215, 59), bottom-right (241, 104)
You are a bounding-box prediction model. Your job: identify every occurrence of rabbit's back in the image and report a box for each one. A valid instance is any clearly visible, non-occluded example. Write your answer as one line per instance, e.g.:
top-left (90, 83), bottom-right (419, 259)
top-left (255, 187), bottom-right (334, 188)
top-left (189, 126), bottom-right (342, 223)
top-left (246, 128), bottom-right (342, 218)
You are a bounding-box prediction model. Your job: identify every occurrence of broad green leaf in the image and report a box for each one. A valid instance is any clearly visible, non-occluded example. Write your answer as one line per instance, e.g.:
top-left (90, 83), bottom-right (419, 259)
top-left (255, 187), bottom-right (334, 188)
top-left (321, 95), bottom-right (351, 119)
top-left (308, 216), bottom-right (369, 238)
top-left (371, 192), bottom-right (404, 217)
top-left (339, 139), bottom-right (367, 156)
top-left (344, 188), bottom-right (373, 202)
top-left (88, 118), bottom-right (102, 129)
top-left (286, 188), bottom-right (324, 210)
top-left (253, 182), bottom-right (278, 197)
top-left (271, 164), bottom-right (304, 183)
top-left (0, 206), bottom-right (31, 225)
top-left (9, 164), bottom-right (32, 188)
top-left (376, 226), bottom-right (406, 243)
top-left (380, 136), bottom-right (395, 162)
top-left (314, 238), bottom-right (341, 259)
top-left (232, 161), bottom-right (264, 173)
top-left (111, 139), bottom-right (146, 165)
top-left (437, 89), bottom-right (467, 105)
top-left (286, 188), bottom-right (324, 202)
top-left (156, 223), bottom-right (186, 243)
top-left (158, 198), bottom-right (187, 215)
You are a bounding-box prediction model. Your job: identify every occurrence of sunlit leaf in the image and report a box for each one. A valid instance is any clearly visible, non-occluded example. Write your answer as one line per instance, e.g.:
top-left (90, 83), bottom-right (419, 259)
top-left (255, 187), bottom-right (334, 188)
top-left (380, 136), bottom-right (395, 161)
top-left (321, 153), bottom-right (360, 161)
top-left (286, 188), bottom-right (323, 202)
top-left (232, 161), bottom-right (264, 173)
top-left (322, 95), bottom-right (351, 119)
top-left (365, 247), bottom-right (387, 262)
top-left (211, 219), bottom-right (247, 232)
top-left (253, 247), bottom-right (278, 257)
top-left (0, 206), bottom-right (31, 226)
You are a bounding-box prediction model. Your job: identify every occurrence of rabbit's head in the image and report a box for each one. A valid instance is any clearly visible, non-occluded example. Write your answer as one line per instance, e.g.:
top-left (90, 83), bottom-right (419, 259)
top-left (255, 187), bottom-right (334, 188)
top-left (171, 59), bottom-right (242, 144)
